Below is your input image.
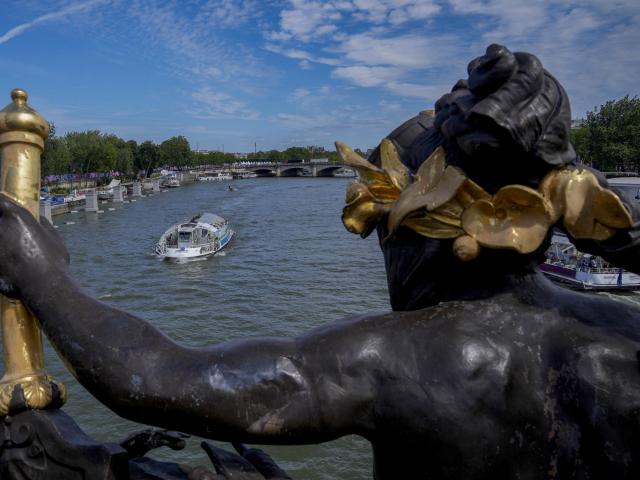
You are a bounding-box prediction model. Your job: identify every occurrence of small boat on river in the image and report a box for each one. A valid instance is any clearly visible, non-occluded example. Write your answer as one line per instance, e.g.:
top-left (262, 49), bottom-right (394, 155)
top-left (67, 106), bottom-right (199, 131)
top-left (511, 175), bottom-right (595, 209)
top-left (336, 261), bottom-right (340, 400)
top-left (198, 172), bottom-right (233, 181)
top-left (97, 179), bottom-right (122, 200)
top-left (334, 168), bottom-right (356, 178)
top-left (540, 232), bottom-right (640, 290)
top-left (155, 213), bottom-right (234, 260)
top-left (165, 177), bottom-right (180, 188)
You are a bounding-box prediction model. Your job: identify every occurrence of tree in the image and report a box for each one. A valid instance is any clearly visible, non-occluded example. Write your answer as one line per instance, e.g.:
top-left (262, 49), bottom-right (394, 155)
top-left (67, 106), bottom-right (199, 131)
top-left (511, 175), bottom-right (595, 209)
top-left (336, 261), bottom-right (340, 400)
top-left (159, 136), bottom-right (192, 167)
top-left (573, 96), bottom-right (640, 172)
top-left (42, 138), bottom-right (71, 176)
top-left (138, 141), bottom-right (160, 177)
top-left (283, 146), bottom-right (311, 162)
top-left (64, 131), bottom-right (116, 175)
top-left (42, 122), bottom-right (71, 176)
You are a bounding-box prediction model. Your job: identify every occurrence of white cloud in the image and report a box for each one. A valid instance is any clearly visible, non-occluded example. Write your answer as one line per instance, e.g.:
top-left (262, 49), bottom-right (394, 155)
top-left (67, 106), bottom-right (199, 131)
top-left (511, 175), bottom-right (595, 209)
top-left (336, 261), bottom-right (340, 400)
top-left (387, 82), bottom-right (450, 100)
top-left (265, 1), bottom-right (460, 100)
top-left (278, 0), bottom-right (343, 42)
top-left (338, 33), bottom-right (450, 69)
top-left (273, 0), bottom-right (440, 41)
top-left (0, 0), bottom-right (113, 45)
top-left (192, 88), bottom-right (259, 119)
top-left (332, 65), bottom-right (404, 87)
top-left (264, 43), bottom-right (341, 66)
top-left (290, 88), bottom-right (310, 99)
top-left (198, 0), bottom-right (261, 29)
top-left (448, 0), bottom-right (548, 37)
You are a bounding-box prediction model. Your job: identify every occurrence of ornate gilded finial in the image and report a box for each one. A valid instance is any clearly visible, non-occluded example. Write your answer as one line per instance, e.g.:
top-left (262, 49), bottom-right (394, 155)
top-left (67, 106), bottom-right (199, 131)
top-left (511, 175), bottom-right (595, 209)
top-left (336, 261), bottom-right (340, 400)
top-left (337, 138), bottom-right (633, 262)
top-left (11, 88), bottom-right (28, 105)
top-left (0, 88), bottom-right (66, 415)
top-left (0, 88), bottom-right (50, 141)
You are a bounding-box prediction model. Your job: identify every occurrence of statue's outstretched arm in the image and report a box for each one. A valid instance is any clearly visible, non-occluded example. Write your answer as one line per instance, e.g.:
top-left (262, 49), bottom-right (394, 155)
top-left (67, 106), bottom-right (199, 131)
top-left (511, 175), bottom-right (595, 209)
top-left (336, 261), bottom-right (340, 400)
top-left (0, 195), bottom-right (376, 444)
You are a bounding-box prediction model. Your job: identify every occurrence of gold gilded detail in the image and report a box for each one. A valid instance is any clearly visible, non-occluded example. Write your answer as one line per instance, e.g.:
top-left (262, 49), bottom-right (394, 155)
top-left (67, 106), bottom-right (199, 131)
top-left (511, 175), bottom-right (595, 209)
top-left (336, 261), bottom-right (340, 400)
top-left (461, 185), bottom-right (552, 254)
top-left (337, 138), bottom-right (633, 262)
top-left (0, 89), bottom-right (65, 415)
top-left (0, 373), bottom-right (67, 415)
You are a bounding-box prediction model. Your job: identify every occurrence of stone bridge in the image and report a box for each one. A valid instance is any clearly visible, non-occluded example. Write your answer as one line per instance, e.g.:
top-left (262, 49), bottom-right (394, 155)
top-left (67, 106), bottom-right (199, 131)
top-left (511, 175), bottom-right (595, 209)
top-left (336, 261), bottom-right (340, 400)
top-left (202, 162), bottom-right (351, 177)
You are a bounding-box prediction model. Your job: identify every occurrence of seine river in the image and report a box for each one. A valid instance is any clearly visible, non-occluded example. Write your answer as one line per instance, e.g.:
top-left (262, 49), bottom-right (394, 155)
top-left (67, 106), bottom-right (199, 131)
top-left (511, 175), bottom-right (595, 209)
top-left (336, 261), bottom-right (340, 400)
top-left (34, 178), bottom-right (389, 479)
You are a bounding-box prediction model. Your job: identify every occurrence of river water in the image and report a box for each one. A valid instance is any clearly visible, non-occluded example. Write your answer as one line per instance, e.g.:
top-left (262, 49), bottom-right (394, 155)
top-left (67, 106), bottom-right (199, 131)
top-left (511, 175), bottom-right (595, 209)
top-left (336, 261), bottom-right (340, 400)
top-left (22, 178), bottom-right (389, 479)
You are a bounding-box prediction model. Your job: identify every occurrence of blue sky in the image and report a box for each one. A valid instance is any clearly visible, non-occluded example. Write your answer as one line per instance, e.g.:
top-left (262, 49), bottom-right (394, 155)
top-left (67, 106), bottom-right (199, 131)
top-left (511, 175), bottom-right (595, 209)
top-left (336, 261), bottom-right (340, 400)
top-left (1, 0), bottom-right (638, 153)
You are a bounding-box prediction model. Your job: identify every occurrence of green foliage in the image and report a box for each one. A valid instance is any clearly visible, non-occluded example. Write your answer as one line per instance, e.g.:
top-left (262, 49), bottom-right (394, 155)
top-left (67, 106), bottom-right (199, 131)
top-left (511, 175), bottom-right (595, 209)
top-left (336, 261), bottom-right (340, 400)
top-left (64, 131), bottom-right (117, 174)
top-left (246, 146), bottom-right (345, 163)
top-left (573, 96), bottom-right (640, 172)
top-left (42, 136), bottom-right (71, 176)
top-left (194, 150), bottom-right (236, 165)
top-left (137, 141), bottom-right (160, 177)
top-left (159, 136), bottom-right (193, 167)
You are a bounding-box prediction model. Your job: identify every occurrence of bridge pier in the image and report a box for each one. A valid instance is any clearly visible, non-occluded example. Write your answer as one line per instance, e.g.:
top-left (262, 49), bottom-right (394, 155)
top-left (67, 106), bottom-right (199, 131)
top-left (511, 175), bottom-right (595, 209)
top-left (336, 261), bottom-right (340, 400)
top-left (39, 202), bottom-right (52, 223)
top-left (85, 189), bottom-right (98, 212)
top-left (112, 185), bottom-right (124, 203)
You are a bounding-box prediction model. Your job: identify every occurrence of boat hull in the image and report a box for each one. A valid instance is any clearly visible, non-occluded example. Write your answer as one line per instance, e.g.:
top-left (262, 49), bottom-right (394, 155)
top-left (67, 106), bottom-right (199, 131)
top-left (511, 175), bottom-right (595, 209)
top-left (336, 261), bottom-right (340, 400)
top-left (540, 264), bottom-right (640, 291)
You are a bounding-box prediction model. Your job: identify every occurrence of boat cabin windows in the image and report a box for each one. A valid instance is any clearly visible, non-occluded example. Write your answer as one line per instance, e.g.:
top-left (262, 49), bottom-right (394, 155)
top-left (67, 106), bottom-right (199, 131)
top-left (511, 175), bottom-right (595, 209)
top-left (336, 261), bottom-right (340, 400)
top-left (178, 231), bottom-right (192, 247)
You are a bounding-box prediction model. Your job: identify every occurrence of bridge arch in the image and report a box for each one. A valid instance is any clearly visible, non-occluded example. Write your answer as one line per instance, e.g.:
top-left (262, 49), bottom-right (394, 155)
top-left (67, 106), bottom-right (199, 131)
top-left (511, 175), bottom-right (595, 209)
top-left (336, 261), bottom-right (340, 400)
top-left (314, 165), bottom-right (342, 177)
top-left (251, 167), bottom-right (276, 177)
top-left (278, 166), bottom-right (307, 177)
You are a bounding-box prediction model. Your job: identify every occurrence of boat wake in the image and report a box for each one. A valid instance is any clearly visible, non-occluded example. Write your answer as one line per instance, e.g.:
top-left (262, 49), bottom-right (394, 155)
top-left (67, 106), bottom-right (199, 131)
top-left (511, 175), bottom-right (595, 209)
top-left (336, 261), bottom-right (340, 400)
top-left (598, 291), bottom-right (640, 306)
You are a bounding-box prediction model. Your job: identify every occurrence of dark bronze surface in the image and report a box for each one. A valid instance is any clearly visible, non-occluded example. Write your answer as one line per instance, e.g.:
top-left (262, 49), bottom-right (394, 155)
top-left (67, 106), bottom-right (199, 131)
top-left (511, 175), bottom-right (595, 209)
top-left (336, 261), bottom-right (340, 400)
top-left (1, 44), bottom-right (640, 479)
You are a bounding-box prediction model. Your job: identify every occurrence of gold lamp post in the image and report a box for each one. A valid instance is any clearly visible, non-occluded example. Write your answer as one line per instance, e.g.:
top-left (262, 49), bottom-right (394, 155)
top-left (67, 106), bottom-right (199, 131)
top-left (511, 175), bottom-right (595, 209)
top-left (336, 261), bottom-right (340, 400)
top-left (0, 88), bottom-right (65, 415)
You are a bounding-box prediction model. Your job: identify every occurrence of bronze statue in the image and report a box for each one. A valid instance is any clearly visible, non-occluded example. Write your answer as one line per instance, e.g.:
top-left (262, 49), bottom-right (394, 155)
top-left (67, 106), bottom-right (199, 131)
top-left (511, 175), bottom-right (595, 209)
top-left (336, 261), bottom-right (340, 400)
top-left (2, 44), bottom-right (640, 479)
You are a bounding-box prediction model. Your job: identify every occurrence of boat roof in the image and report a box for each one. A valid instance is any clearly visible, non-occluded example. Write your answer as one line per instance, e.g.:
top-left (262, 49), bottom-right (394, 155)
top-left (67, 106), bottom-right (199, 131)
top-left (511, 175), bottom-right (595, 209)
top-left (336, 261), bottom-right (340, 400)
top-left (195, 213), bottom-right (225, 225)
top-left (186, 213), bottom-right (226, 225)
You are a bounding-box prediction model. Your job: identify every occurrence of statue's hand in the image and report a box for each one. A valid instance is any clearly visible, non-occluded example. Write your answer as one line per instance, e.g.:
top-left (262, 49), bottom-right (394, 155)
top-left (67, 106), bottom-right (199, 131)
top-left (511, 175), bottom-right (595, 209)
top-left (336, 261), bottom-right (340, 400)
top-left (0, 193), bottom-right (70, 297)
top-left (120, 428), bottom-right (189, 458)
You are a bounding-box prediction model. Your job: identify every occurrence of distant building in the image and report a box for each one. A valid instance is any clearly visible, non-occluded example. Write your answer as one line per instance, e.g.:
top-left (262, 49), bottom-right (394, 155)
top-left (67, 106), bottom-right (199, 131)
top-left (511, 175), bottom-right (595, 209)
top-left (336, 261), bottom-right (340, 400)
top-left (571, 118), bottom-right (585, 129)
top-left (307, 145), bottom-right (325, 153)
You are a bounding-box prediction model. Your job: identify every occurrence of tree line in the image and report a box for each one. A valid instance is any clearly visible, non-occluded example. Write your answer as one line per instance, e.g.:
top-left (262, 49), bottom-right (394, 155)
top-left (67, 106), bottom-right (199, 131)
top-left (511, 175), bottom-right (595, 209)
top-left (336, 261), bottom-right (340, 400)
top-left (571, 96), bottom-right (640, 172)
top-left (42, 127), bottom-right (196, 179)
top-left (41, 127), bottom-right (351, 180)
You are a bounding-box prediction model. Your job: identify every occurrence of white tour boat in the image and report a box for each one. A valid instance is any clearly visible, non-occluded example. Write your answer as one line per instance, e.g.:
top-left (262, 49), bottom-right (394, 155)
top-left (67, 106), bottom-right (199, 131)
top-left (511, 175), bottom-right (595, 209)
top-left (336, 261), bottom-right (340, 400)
top-left (238, 172), bottom-right (257, 179)
top-left (334, 168), bottom-right (356, 178)
top-left (155, 213), bottom-right (234, 260)
top-left (165, 177), bottom-right (180, 188)
top-left (198, 172), bottom-right (233, 181)
top-left (540, 232), bottom-right (640, 290)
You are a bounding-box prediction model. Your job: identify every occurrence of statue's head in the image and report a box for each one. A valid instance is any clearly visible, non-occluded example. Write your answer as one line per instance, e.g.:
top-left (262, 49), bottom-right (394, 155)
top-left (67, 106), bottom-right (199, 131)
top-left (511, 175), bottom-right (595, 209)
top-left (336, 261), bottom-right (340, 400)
top-left (337, 44), bottom-right (632, 311)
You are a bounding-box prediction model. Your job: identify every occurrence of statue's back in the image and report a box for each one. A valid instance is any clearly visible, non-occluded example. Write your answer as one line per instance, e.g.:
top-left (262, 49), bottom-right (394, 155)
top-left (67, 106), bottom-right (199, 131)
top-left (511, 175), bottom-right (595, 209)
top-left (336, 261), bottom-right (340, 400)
top-left (364, 284), bottom-right (640, 479)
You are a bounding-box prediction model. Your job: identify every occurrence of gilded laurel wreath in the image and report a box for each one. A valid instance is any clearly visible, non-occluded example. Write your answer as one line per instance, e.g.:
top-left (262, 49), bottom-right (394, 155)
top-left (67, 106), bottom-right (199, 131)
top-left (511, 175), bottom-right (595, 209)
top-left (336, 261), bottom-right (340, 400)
top-left (336, 140), bottom-right (632, 261)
